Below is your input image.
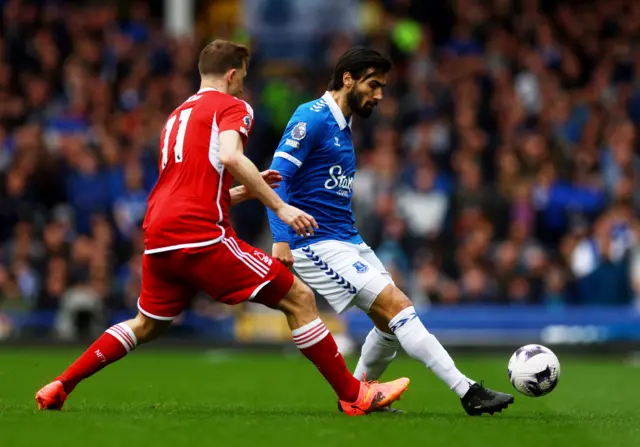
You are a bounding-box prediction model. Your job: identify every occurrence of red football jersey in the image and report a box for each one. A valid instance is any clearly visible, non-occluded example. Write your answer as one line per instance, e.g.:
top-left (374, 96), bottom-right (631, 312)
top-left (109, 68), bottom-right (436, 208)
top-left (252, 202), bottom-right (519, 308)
top-left (143, 88), bottom-right (254, 254)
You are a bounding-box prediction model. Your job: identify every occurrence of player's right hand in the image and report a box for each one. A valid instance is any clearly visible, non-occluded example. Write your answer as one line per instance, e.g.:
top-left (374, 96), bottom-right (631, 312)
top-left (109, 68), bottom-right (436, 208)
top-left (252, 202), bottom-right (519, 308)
top-left (272, 242), bottom-right (294, 268)
top-left (275, 204), bottom-right (318, 237)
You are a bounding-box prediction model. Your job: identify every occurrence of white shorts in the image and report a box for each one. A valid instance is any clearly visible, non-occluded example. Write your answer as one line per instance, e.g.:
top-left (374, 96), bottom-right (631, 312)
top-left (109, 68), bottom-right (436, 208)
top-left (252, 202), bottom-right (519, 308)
top-left (292, 240), bottom-right (393, 314)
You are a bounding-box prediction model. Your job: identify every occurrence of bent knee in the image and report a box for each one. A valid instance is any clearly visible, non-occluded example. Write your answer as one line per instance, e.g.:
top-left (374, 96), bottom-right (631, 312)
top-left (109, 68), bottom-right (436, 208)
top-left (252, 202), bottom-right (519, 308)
top-left (279, 279), bottom-right (317, 315)
top-left (391, 287), bottom-right (413, 310)
top-left (130, 313), bottom-right (171, 343)
top-left (294, 282), bottom-right (316, 308)
top-left (370, 284), bottom-right (413, 323)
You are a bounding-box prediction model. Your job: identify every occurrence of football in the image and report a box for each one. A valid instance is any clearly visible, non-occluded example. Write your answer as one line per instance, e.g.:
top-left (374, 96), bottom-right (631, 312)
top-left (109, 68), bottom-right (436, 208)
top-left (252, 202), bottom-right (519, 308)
top-left (508, 344), bottom-right (561, 397)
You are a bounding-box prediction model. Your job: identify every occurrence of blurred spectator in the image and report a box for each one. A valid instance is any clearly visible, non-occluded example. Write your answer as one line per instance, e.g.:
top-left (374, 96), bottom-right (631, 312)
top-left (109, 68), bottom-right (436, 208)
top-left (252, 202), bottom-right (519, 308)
top-left (0, 0), bottom-right (639, 338)
top-left (113, 162), bottom-right (148, 241)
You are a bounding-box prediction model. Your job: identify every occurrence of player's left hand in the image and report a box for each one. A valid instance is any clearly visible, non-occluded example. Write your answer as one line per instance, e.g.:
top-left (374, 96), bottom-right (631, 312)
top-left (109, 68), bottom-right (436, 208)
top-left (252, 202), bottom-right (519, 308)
top-left (246, 169), bottom-right (281, 198)
top-left (272, 242), bottom-right (294, 268)
top-left (260, 169), bottom-right (283, 188)
top-left (235, 170), bottom-right (282, 202)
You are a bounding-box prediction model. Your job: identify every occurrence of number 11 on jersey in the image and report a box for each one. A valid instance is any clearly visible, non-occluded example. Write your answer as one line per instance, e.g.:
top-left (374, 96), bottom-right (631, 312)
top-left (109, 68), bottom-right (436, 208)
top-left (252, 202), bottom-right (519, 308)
top-left (161, 108), bottom-right (193, 170)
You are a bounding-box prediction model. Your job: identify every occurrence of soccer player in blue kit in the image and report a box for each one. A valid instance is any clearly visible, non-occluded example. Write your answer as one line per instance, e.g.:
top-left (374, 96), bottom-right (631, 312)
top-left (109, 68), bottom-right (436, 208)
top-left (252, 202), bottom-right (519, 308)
top-left (267, 48), bottom-right (514, 415)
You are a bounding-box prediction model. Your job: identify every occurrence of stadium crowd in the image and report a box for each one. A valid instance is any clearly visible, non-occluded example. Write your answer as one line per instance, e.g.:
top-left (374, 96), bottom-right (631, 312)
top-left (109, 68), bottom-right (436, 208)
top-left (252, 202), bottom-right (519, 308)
top-left (0, 0), bottom-right (639, 332)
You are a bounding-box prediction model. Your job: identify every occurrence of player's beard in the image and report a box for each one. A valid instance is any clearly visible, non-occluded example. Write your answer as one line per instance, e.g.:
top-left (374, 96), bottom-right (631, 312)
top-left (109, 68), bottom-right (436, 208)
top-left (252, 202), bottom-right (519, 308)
top-left (347, 88), bottom-right (376, 119)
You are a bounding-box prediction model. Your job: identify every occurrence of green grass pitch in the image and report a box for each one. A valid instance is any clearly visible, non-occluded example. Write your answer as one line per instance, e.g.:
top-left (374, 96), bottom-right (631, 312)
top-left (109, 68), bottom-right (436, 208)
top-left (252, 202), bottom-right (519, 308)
top-left (0, 349), bottom-right (638, 446)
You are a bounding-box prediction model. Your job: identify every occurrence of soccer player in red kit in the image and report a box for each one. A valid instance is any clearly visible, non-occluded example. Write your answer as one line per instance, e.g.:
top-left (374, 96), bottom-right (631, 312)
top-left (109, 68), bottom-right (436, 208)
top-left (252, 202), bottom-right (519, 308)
top-left (35, 40), bottom-right (409, 416)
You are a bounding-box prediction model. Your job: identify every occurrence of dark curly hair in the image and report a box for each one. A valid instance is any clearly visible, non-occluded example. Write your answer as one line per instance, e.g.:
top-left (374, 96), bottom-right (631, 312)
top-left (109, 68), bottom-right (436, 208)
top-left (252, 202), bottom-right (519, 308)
top-left (327, 48), bottom-right (392, 91)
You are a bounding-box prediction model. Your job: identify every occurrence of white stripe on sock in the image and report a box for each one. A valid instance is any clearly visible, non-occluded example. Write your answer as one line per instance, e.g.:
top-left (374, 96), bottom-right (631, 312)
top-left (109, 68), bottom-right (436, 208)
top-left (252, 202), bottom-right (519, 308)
top-left (292, 320), bottom-right (322, 339)
top-left (111, 325), bottom-right (135, 349)
top-left (293, 323), bottom-right (327, 346)
top-left (116, 323), bottom-right (138, 349)
top-left (295, 328), bottom-right (329, 349)
top-left (116, 323), bottom-right (138, 347)
top-left (292, 318), bottom-right (330, 349)
top-left (106, 328), bottom-right (134, 352)
top-left (106, 323), bottom-right (138, 352)
top-left (291, 318), bottom-right (322, 337)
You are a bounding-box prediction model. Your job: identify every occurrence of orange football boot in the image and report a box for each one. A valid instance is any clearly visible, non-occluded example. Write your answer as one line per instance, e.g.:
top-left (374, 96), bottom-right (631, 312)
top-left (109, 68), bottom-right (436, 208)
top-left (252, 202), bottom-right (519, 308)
top-left (36, 380), bottom-right (68, 410)
top-left (338, 377), bottom-right (410, 416)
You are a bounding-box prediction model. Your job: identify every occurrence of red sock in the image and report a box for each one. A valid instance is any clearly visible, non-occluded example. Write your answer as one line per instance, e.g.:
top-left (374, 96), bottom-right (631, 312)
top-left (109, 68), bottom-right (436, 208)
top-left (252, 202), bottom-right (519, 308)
top-left (57, 323), bottom-right (138, 393)
top-left (292, 318), bottom-right (360, 403)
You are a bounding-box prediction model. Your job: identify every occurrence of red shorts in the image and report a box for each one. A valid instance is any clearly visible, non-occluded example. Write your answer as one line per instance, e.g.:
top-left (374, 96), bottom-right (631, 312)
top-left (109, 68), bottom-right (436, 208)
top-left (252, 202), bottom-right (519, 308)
top-left (138, 236), bottom-right (294, 320)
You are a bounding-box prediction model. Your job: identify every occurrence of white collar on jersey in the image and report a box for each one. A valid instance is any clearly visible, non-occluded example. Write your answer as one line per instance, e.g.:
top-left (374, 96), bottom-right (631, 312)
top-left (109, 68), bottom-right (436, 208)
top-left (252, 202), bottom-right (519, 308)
top-left (322, 91), bottom-right (353, 130)
top-left (197, 87), bottom-right (218, 93)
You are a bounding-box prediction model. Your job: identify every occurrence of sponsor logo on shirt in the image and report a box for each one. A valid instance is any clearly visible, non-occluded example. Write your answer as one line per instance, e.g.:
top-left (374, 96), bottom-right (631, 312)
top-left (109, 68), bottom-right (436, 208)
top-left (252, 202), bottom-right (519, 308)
top-left (324, 165), bottom-right (354, 197)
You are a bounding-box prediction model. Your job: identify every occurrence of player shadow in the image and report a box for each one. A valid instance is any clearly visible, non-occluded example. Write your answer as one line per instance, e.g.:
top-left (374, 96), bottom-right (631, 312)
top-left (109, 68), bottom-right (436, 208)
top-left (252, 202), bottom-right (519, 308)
top-left (61, 404), bottom-right (541, 420)
top-left (385, 410), bottom-right (539, 420)
top-left (65, 404), bottom-right (347, 417)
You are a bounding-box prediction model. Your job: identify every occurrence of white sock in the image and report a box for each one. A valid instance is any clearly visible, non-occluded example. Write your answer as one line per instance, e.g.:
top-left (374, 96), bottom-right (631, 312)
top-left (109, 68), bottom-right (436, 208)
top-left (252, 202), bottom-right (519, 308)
top-left (353, 327), bottom-right (399, 381)
top-left (389, 306), bottom-right (474, 398)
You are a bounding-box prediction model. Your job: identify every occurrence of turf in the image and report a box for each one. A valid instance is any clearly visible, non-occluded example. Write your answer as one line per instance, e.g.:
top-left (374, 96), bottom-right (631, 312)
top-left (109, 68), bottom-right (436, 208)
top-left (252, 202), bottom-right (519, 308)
top-left (0, 349), bottom-right (638, 446)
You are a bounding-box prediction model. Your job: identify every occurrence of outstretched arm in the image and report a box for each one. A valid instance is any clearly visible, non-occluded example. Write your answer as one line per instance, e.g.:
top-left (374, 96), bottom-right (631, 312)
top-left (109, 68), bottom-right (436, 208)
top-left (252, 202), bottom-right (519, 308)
top-left (266, 116), bottom-right (319, 266)
top-left (267, 164), bottom-right (295, 244)
top-left (229, 170), bottom-right (282, 206)
top-left (219, 130), bottom-right (317, 237)
top-left (267, 168), bottom-right (295, 267)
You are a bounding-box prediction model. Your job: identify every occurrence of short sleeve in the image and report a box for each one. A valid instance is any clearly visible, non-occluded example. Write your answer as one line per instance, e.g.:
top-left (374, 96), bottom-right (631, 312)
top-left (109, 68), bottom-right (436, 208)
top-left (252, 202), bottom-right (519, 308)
top-left (272, 112), bottom-right (319, 171)
top-left (219, 100), bottom-right (254, 139)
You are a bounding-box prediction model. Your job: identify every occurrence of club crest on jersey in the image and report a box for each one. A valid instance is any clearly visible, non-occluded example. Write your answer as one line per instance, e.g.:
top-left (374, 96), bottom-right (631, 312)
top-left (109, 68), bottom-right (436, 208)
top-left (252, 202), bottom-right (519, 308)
top-left (254, 250), bottom-right (273, 267)
top-left (353, 261), bottom-right (369, 273)
top-left (291, 122), bottom-right (307, 141)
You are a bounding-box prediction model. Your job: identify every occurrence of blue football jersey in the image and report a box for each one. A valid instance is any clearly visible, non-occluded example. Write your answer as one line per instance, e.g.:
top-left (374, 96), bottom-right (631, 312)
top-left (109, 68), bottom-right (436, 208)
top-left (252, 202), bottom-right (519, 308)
top-left (268, 92), bottom-right (363, 249)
